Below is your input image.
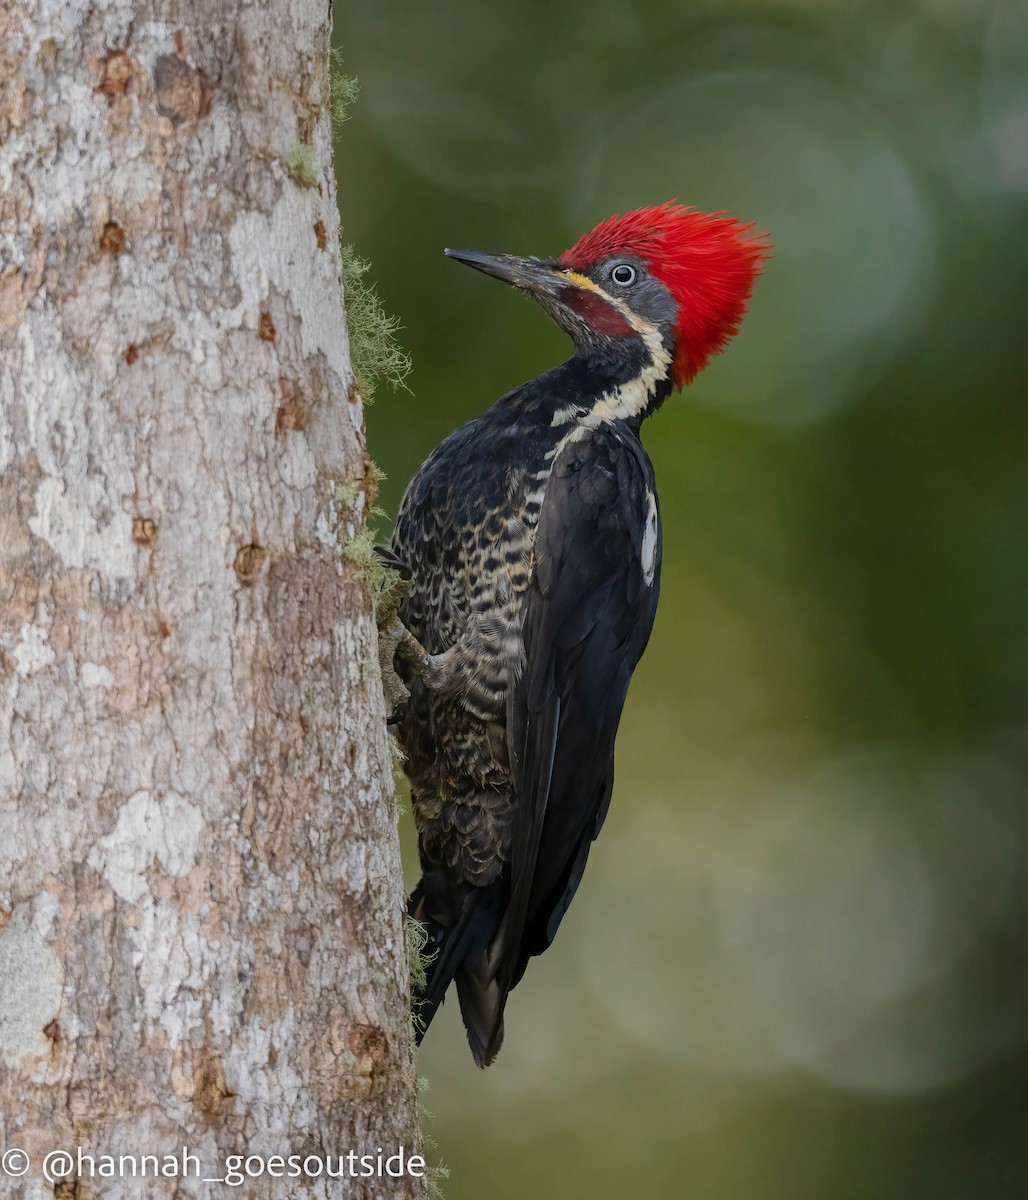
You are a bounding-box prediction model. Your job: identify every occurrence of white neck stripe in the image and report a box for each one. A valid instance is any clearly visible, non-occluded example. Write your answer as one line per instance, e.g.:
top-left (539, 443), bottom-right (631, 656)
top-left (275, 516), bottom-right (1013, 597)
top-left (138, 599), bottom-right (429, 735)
top-left (551, 319), bottom-right (671, 428)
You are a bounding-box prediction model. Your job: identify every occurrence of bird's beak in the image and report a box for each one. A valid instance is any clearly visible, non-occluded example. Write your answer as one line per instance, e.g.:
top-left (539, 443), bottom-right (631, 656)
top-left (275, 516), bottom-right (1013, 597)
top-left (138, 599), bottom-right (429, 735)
top-left (444, 249), bottom-right (564, 297)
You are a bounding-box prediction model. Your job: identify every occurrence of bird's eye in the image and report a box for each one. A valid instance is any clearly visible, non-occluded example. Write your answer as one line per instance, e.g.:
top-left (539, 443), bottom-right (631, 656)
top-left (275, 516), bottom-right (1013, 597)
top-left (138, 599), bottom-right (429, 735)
top-left (610, 263), bottom-right (637, 287)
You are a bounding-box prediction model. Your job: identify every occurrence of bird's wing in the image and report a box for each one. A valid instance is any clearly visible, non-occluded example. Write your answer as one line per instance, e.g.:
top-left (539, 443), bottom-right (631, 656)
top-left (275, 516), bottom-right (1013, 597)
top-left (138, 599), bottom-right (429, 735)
top-left (501, 425), bottom-right (661, 991)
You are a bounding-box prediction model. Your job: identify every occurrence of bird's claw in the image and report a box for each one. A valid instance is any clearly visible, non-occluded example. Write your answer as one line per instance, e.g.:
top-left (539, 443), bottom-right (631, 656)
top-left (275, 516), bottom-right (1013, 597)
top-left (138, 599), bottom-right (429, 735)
top-left (379, 626), bottom-right (411, 719)
top-left (374, 543), bottom-right (413, 580)
top-left (374, 547), bottom-right (433, 719)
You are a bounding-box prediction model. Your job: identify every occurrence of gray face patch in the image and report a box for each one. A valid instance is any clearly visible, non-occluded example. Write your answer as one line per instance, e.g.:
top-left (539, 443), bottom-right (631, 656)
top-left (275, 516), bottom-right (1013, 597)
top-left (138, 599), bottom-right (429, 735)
top-left (535, 253), bottom-right (679, 373)
top-left (587, 254), bottom-right (679, 337)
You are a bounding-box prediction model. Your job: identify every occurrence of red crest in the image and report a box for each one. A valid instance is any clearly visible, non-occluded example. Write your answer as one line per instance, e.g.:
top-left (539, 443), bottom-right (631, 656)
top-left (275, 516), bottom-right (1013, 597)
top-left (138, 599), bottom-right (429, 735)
top-left (559, 202), bottom-right (771, 387)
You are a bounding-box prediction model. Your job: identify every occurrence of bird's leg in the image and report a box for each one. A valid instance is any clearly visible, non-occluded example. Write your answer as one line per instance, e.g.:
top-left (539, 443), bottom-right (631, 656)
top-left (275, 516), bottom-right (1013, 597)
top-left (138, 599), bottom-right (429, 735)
top-left (374, 547), bottom-right (437, 721)
top-left (376, 589), bottom-right (413, 721)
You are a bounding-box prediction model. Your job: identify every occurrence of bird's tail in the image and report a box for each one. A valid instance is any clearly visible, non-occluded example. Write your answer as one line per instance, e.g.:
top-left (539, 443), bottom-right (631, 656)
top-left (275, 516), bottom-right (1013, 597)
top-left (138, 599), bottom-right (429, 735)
top-left (408, 878), bottom-right (507, 1067)
top-left (454, 960), bottom-right (506, 1067)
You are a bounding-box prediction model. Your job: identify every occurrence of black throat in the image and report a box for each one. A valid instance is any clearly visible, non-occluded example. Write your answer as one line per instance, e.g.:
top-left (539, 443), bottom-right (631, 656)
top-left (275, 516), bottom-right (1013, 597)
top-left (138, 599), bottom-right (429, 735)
top-left (499, 335), bottom-right (674, 434)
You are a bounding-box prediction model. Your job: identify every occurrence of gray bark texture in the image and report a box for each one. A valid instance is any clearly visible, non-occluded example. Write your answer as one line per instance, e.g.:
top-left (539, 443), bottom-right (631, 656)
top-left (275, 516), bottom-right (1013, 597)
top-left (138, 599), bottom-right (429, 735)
top-left (0, 2), bottom-right (424, 1197)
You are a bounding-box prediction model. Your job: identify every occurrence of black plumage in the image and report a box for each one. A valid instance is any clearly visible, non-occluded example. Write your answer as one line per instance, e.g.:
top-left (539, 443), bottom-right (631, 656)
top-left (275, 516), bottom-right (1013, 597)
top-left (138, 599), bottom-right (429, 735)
top-left (392, 359), bottom-right (662, 1066)
top-left (385, 208), bottom-right (767, 1065)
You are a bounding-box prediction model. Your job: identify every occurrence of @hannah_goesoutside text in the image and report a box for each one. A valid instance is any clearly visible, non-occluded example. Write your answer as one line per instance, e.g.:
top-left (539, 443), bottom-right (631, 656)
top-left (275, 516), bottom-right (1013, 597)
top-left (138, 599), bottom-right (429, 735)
top-left (0, 1143), bottom-right (427, 1187)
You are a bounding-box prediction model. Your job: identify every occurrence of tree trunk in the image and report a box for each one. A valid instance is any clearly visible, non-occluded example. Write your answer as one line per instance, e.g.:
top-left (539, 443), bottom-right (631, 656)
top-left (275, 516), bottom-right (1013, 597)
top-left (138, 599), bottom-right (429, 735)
top-left (0, 3), bottom-right (423, 1197)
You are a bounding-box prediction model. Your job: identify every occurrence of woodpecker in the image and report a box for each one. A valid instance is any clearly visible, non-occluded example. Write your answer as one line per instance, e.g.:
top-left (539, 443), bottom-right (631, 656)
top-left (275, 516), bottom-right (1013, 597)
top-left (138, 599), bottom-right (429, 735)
top-left (387, 202), bottom-right (769, 1066)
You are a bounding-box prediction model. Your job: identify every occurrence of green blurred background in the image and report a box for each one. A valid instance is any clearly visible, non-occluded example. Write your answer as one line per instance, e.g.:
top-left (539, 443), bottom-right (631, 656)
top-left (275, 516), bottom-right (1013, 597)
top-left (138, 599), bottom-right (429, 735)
top-left (334, 1), bottom-right (1028, 1196)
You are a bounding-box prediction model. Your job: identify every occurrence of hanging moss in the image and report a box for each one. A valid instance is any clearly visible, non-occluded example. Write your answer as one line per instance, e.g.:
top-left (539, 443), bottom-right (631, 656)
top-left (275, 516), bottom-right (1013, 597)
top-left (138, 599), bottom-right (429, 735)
top-left (415, 1075), bottom-right (450, 1199)
top-left (342, 245), bottom-right (412, 405)
top-left (329, 50), bottom-right (359, 133)
top-left (406, 915), bottom-right (433, 994)
top-left (427, 1160), bottom-right (450, 1200)
top-left (340, 525), bottom-right (404, 619)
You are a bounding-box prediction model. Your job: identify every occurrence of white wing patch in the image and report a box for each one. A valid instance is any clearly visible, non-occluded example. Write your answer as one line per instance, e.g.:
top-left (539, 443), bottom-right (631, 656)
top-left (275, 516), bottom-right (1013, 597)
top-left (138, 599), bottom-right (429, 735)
top-left (641, 488), bottom-right (658, 586)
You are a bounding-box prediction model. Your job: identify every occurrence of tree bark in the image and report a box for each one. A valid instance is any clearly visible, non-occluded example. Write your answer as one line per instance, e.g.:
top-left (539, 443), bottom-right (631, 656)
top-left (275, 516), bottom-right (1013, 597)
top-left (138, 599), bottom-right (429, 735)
top-left (0, 3), bottom-right (423, 1197)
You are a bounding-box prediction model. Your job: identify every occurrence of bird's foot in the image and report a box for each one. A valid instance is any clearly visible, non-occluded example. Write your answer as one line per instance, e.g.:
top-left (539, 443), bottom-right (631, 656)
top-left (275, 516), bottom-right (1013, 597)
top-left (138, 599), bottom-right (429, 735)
top-left (378, 619), bottom-right (411, 721)
top-left (373, 546), bottom-right (434, 719)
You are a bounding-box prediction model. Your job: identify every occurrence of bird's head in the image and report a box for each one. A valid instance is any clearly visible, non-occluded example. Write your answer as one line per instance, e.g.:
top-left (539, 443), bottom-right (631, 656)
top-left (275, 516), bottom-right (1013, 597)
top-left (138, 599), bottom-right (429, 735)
top-left (446, 202), bottom-right (770, 393)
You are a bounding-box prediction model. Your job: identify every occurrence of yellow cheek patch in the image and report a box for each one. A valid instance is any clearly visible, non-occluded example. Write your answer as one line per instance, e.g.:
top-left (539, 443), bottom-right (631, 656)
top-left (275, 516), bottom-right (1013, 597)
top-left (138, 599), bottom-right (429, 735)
top-left (565, 270), bottom-right (605, 294)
